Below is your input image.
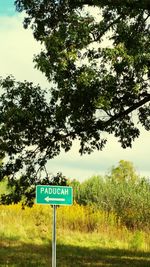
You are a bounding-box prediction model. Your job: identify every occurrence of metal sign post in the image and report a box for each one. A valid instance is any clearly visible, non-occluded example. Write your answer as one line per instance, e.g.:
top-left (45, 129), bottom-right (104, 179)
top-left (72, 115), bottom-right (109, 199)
top-left (36, 185), bottom-right (73, 266)
top-left (52, 205), bottom-right (56, 267)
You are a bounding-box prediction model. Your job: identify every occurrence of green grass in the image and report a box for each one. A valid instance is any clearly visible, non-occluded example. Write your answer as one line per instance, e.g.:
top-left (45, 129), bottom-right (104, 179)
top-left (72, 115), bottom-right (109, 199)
top-left (0, 204), bottom-right (150, 266)
top-left (1, 239), bottom-right (150, 267)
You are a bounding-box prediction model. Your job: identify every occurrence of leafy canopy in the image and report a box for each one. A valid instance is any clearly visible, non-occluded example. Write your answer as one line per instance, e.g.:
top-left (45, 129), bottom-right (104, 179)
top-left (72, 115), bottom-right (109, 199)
top-left (0, 0), bottom-right (150, 204)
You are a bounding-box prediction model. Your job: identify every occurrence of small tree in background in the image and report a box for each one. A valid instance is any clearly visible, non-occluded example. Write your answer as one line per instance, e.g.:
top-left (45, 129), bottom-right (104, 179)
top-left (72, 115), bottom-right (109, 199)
top-left (109, 160), bottom-right (139, 183)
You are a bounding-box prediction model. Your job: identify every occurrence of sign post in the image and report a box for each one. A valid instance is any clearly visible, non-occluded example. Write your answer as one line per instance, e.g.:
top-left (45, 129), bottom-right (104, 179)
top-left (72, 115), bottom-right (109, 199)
top-left (36, 185), bottom-right (73, 267)
top-left (52, 205), bottom-right (56, 267)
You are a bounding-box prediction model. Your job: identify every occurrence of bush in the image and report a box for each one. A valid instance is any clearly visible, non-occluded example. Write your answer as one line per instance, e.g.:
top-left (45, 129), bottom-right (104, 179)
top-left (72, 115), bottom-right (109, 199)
top-left (72, 175), bottom-right (150, 230)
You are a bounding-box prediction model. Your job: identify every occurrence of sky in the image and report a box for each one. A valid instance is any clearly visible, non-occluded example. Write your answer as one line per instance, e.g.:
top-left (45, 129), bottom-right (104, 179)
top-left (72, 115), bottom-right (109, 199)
top-left (0, 1), bottom-right (150, 181)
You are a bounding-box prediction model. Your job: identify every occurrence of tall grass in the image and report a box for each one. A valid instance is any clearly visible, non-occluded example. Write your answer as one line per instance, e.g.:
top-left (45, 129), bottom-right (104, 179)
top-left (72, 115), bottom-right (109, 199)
top-left (0, 203), bottom-right (150, 252)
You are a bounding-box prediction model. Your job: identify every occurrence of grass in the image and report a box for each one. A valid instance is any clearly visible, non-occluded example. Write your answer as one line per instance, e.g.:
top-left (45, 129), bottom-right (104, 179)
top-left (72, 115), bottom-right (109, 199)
top-left (1, 240), bottom-right (150, 267)
top-left (0, 204), bottom-right (150, 266)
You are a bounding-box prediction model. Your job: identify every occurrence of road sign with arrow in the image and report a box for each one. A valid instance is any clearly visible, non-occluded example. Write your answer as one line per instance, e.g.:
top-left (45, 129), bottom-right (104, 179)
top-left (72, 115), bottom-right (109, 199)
top-left (36, 185), bottom-right (73, 267)
top-left (36, 185), bottom-right (73, 205)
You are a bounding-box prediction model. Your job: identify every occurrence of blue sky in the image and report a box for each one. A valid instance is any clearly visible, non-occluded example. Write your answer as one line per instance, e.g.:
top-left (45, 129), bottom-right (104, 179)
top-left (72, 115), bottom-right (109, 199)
top-left (0, 0), bottom-right (16, 16)
top-left (0, 1), bottom-right (150, 181)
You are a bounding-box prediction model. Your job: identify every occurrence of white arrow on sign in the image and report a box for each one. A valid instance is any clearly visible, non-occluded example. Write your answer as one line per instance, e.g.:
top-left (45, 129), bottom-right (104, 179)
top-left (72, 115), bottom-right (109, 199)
top-left (45, 196), bottom-right (65, 202)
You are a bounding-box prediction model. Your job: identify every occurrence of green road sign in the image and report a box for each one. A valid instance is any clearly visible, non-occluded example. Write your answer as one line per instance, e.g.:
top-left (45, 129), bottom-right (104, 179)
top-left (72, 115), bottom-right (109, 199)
top-left (36, 185), bottom-right (73, 205)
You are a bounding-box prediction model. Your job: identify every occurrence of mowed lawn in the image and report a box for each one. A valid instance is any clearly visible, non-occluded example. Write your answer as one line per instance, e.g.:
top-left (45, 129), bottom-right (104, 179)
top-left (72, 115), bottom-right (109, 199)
top-left (0, 204), bottom-right (150, 267)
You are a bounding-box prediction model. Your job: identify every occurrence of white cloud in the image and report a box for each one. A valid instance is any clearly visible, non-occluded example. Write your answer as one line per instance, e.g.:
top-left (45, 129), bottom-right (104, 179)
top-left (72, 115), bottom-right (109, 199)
top-left (0, 15), bottom-right (150, 181)
top-left (0, 15), bottom-right (48, 87)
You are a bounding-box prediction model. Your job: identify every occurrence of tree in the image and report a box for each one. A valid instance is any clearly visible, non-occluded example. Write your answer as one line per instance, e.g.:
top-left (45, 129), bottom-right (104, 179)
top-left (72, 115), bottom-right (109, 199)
top-left (0, 0), bottom-right (150, 204)
top-left (109, 160), bottom-right (139, 183)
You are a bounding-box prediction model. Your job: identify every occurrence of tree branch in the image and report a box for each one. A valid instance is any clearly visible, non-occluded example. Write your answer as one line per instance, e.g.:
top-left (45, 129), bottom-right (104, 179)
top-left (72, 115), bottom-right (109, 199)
top-left (96, 94), bottom-right (150, 129)
top-left (92, 15), bottom-right (122, 43)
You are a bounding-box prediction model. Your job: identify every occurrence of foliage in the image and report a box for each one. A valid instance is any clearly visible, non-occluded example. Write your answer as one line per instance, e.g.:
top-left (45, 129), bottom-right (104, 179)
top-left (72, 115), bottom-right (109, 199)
top-left (14, 0), bottom-right (150, 152)
top-left (0, 1), bottom-right (150, 202)
top-left (110, 160), bottom-right (139, 182)
top-left (73, 161), bottom-right (150, 230)
top-left (69, 178), bottom-right (80, 202)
